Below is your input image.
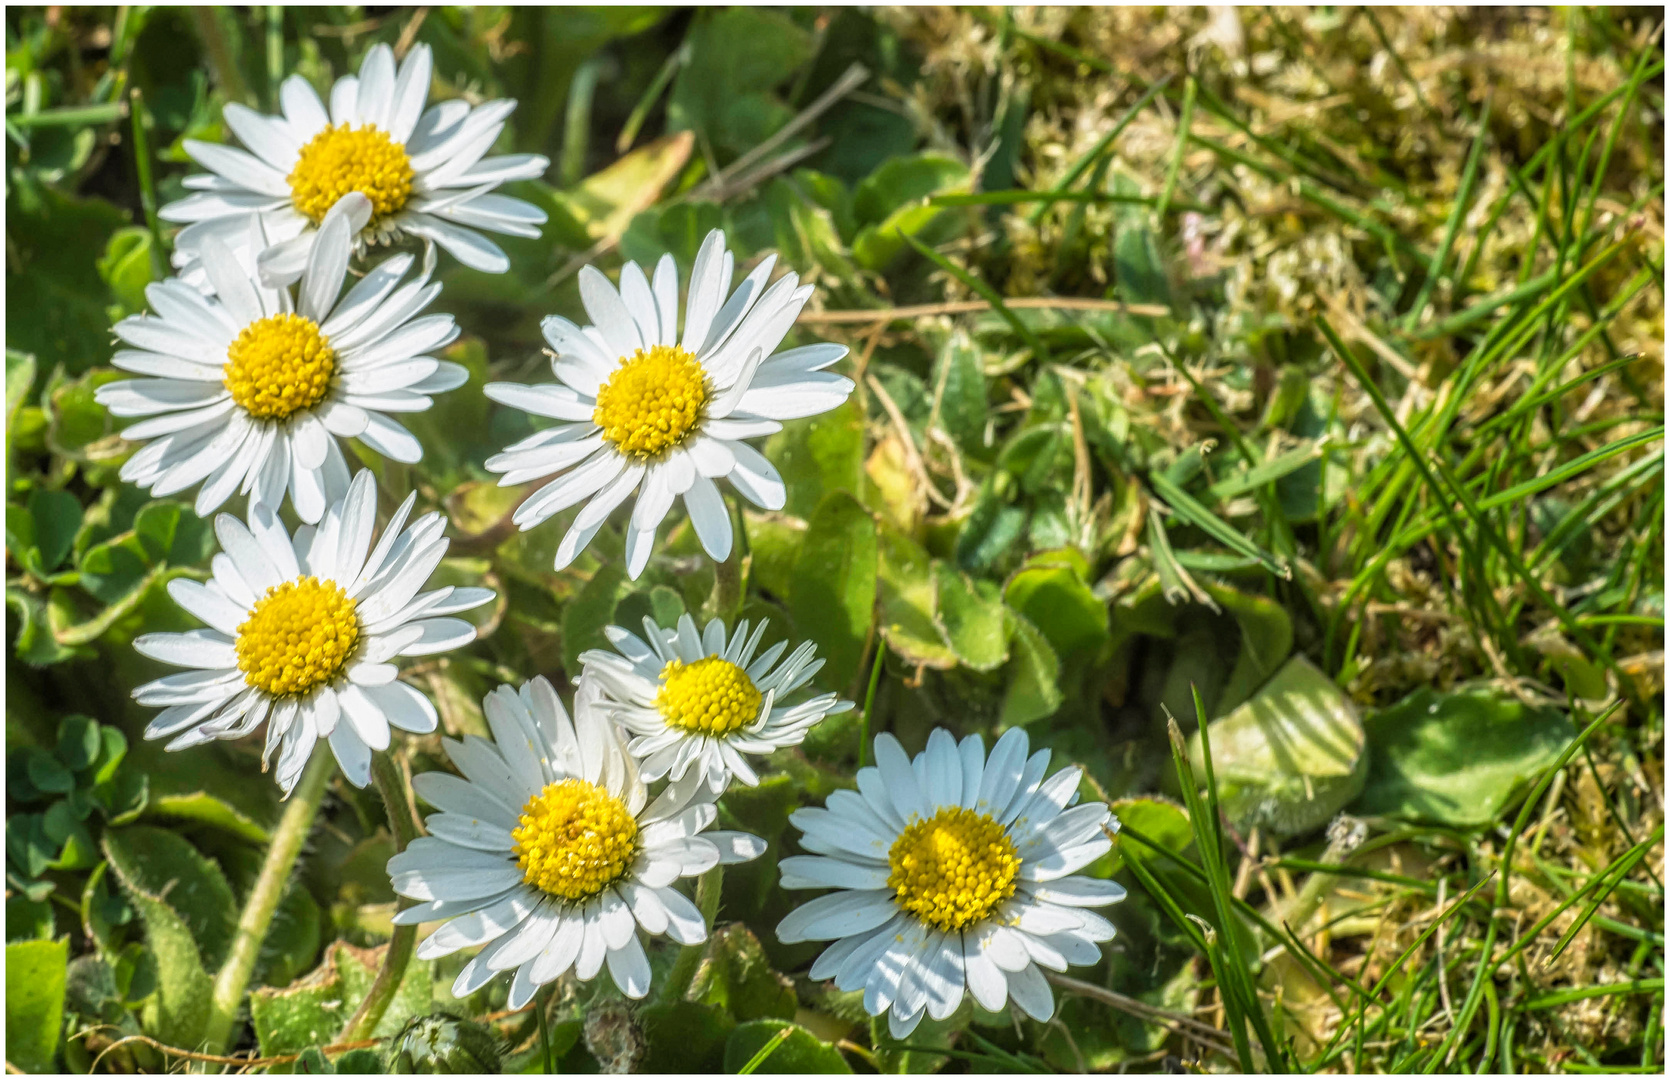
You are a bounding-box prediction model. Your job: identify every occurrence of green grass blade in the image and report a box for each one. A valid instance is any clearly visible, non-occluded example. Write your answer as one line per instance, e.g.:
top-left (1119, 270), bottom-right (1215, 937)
top-left (899, 229), bottom-right (1051, 361)
top-left (1149, 471), bottom-right (1289, 578)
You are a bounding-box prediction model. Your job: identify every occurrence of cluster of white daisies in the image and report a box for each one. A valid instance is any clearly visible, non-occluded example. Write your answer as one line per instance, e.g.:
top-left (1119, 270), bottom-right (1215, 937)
top-left (115, 42), bottom-right (1123, 1035)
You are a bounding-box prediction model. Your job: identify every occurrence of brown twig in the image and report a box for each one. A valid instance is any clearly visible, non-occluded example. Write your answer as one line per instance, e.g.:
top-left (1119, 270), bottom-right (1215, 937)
top-left (798, 296), bottom-right (1170, 325)
top-left (394, 8), bottom-right (429, 59)
top-left (867, 373), bottom-right (952, 511)
top-left (689, 63), bottom-right (870, 201)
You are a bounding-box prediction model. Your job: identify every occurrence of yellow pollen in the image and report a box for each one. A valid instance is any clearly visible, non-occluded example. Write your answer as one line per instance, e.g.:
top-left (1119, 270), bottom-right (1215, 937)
top-left (656, 656), bottom-right (762, 736)
top-left (223, 313), bottom-right (337, 420)
top-left (887, 806), bottom-right (1020, 933)
top-left (592, 345), bottom-right (708, 460)
top-left (235, 577), bottom-right (360, 697)
top-left (512, 779), bottom-right (640, 900)
top-left (288, 123), bottom-right (414, 227)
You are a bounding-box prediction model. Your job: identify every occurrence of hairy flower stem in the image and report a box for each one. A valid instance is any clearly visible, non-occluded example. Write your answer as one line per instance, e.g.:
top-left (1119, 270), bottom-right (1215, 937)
top-left (202, 750), bottom-right (335, 1057)
top-left (339, 751), bottom-right (423, 1042)
top-left (659, 865), bottom-right (724, 1003)
top-left (706, 497), bottom-right (747, 624)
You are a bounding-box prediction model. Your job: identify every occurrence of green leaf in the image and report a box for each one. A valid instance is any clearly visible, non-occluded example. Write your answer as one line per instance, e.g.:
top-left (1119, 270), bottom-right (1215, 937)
top-left (932, 331), bottom-right (991, 458)
top-left (96, 226), bottom-right (158, 314)
top-left (45, 368), bottom-right (120, 461)
top-left (744, 512), bottom-right (805, 601)
top-left (25, 749), bottom-right (74, 794)
top-left (7, 895), bottom-right (56, 943)
top-left (789, 492), bottom-right (879, 693)
top-left (1203, 583), bottom-right (1294, 715)
top-left (668, 8), bottom-right (814, 159)
top-left (1353, 687), bottom-right (1575, 827)
top-left (6, 349), bottom-right (37, 439)
top-left (5, 587), bottom-right (83, 666)
top-left (1188, 655), bottom-right (1367, 838)
top-left (132, 499), bottom-right (213, 566)
top-left (954, 480), bottom-right (1027, 572)
top-left (26, 489), bottom-right (82, 573)
top-left (639, 1001), bottom-right (736, 1073)
top-left (103, 826), bottom-right (236, 970)
top-left (854, 154), bottom-right (972, 226)
top-left (1113, 214), bottom-right (1171, 307)
top-left (41, 799), bottom-right (97, 870)
top-left (5, 183), bottom-right (127, 376)
top-left (255, 884), bottom-right (322, 991)
top-left (86, 724), bottom-right (128, 786)
top-left (102, 834), bottom-right (213, 1047)
top-left (55, 714), bottom-right (100, 772)
top-left (999, 612), bottom-right (1062, 727)
top-left (5, 937), bottom-right (67, 1073)
top-left (692, 923), bottom-right (798, 1021)
top-left (1106, 796), bottom-right (1194, 875)
top-left (252, 941), bottom-right (433, 1057)
top-left (332, 941), bottom-right (432, 1039)
top-left (724, 1020), bottom-right (851, 1073)
top-left (332, 1048), bottom-right (384, 1074)
top-left (1003, 555), bottom-right (1109, 667)
top-left (876, 526), bottom-right (958, 669)
top-left (765, 396), bottom-right (866, 521)
top-left (934, 563), bottom-right (1010, 671)
top-left (130, 733), bottom-right (278, 842)
top-left (561, 561), bottom-right (632, 674)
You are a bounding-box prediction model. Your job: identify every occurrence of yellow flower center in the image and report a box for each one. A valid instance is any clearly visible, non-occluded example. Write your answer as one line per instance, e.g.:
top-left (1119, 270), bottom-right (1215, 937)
top-left (887, 806), bottom-right (1020, 933)
top-left (512, 779), bottom-right (640, 901)
top-left (223, 313), bottom-right (337, 421)
top-left (235, 577), bottom-right (361, 697)
top-left (287, 123), bottom-right (414, 227)
top-left (656, 656), bottom-right (762, 736)
top-left (592, 345), bottom-right (708, 460)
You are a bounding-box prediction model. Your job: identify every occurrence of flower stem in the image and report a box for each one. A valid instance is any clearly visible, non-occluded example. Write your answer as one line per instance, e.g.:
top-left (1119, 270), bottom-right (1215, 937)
top-left (857, 644), bottom-right (886, 768)
top-left (339, 751), bottom-right (423, 1043)
top-left (202, 750), bottom-right (335, 1056)
top-left (706, 497), bottom-right (747, 624)
top-left (659, 865), bottom-right (724, 1003)
top-left (537, 983), bottom-right (556, 1074)
top-left (126, 87), bottom-right (167, 281)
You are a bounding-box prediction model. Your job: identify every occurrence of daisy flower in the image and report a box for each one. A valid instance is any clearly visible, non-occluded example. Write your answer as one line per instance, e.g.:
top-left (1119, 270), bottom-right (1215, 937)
top-left (386, 674), bottom-right (766, 1007)
top-left (130, 470), bottom-right (493, 795)
top-left (580, 614), bottom-right (854, 791)
top-left (483, 228), bottom-right (855, 578)
top-left (98, 193), bottom-right (465, 524)
top-left (776, 728), bottom-right (1125, 1038)
top-left (160, 42), bottom-right (548, 288)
